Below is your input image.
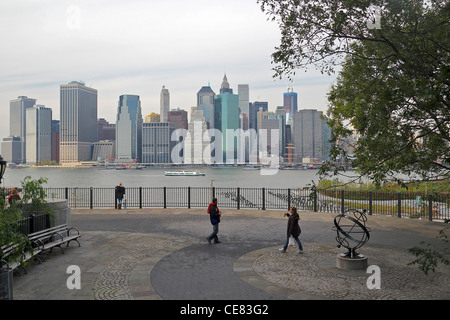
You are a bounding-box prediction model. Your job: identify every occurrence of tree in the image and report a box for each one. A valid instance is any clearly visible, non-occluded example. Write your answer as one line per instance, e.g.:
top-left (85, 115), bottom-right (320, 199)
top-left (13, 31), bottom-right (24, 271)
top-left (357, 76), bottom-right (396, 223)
top-left (259, 0), bottom-right (449, 184)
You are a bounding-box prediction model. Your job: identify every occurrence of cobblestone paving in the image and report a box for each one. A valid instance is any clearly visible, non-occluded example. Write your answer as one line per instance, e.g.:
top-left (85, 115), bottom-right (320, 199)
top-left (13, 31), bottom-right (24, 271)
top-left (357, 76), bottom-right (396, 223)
top-left (235, 242), bottom-right (450, 300)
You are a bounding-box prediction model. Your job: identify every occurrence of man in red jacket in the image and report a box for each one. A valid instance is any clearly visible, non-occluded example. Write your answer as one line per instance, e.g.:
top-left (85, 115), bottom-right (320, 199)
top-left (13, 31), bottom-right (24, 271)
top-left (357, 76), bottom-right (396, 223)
top-left (206, 198), bottom-right (221, 244)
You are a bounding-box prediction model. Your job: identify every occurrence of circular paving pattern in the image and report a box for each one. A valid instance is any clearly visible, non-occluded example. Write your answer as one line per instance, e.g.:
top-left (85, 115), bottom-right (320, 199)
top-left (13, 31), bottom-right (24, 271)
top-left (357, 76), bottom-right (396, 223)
top-left (92, 235), bottom-right (189, 300)
top-left (234, 242), bottom-right (450, 300)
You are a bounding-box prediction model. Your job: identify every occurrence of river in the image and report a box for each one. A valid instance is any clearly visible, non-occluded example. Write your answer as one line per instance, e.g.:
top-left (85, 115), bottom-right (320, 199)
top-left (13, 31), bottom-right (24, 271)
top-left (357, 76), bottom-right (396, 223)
top-left (1, 166), bottom-right (347, 189)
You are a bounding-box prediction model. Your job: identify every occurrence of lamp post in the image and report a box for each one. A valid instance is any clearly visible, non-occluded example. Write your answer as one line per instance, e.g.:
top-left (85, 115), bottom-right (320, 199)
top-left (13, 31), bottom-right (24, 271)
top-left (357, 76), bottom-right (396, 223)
top-left (0, 155), bottom-right (6, 184)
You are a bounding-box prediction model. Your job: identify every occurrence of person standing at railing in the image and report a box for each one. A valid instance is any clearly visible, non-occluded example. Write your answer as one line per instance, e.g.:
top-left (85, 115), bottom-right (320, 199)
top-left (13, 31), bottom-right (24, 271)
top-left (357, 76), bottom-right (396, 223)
top-left (206, 198), bottom-right (221, 244)
top-left (115, 182), bottom-right (125, 209)
top-left (279, 206), bottom-right (303, 254)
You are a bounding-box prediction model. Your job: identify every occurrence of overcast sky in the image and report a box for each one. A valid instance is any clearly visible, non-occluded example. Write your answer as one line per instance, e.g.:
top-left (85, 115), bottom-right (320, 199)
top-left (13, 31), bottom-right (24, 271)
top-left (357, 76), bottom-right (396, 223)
top-left (0, 0), bottom-right (337, 142)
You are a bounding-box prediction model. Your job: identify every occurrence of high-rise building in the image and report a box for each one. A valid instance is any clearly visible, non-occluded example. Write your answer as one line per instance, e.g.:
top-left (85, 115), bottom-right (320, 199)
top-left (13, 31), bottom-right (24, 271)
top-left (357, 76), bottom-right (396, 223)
top-left (160, 86), bottom-right (170, 122)
top-left (168, 108), bottom-right (188, 130)
top-left (249, 101), bottom-right (268, 131)
top-left (60, 81), bottom-right (98, 164)
top-left (26, 105), bottom-right (52, 164)
top-left (185, 108), bottom-right (211, 164)
top-left (214, 92), bottom-right (240, 163)
top-left (238, 84), bottom-right (249, 118)
top-left (51, 120), bottom-right (60, 163)
top-left (219, 74), bottom-right (233, 94)
top-left (115, 94), bottom-right (143, 163)
top-left (9, 96), bottom-right (36, 163)
top-left (196, 85), bottom-right (215, 128)
top-left (142, 122), bottom-right (175, 164)
top-left (97, 118), bottom-right (116, 141)
top-left (292, 109), bottom-right (332, 163)
top-left (283, 87), bottom-right (298, 117)
top-left (1, 136), bottom-right (21, 164)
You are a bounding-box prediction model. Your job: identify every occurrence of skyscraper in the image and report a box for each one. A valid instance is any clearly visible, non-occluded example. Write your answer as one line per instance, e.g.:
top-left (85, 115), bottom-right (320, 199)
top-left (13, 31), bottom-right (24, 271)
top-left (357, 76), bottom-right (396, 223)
top-left (168, 108), bottom-right (188, 130)
top-left (9, 96), bottom-right (36, 163)
top-left (214, 92), bottom-right (240, 163)
top-left (160, 86), bottom-right (170, 122)
top-left (283, 87), bottom-right (298, 116)
top-left (196, 85), bottom-right (215, 128)
top-left (142, 122), bottom-right (175, 164)
top-left (238, 84), bottom-right (249, 118)
top-left (60, 81), bottom-right (98, 164)
top-left (116, 94), bottom-right (143, 163)
top-left (220, 74), bottom-right (233, 94)
top-left (292, 109), bottom-right (332, 163)
top-left (26, 105), bottom-right (52, 164)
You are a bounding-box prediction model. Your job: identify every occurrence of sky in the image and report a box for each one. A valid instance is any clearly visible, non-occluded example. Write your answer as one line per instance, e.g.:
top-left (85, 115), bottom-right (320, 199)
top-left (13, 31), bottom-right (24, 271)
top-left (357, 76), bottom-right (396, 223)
top-left (0, 0), bottom-right (338, 142)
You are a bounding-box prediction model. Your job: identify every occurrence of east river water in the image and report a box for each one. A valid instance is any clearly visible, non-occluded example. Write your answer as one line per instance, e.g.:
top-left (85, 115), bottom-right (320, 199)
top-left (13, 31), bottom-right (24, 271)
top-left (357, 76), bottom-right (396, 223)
top-left (1, 166), bottom-right (351, 189)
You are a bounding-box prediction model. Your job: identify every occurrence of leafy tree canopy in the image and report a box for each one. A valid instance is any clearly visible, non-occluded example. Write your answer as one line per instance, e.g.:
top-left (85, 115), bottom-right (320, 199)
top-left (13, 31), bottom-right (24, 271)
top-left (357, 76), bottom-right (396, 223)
top-left (259, 0), bottom-right (449, 184)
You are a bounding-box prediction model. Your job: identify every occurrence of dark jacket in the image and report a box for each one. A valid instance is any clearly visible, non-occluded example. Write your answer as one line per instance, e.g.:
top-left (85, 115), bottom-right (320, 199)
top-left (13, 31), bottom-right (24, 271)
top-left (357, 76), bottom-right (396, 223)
top-left (115, 185), bottom-right (125, 199)
top-left (208, 202), bottom-right (220, 225)
top-left (286, 212), bottom-right (301, 238)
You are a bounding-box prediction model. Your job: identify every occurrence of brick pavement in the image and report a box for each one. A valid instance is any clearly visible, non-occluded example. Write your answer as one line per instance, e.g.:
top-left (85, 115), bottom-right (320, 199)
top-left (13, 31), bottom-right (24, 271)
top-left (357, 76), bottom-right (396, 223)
top-left (11, 208), bottom-right (450, 300)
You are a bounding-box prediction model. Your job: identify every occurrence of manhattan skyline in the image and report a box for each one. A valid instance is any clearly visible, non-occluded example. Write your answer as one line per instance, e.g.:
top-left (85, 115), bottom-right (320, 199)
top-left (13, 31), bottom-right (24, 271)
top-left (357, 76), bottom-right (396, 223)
top-left (0, 0), bottom-right (338, 143)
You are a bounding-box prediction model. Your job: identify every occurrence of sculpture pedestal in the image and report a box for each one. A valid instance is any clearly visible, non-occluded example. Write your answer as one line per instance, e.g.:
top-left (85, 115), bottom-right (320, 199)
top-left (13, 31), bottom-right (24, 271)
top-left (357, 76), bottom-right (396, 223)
top-left (336, 254), bottom-right (368, 270)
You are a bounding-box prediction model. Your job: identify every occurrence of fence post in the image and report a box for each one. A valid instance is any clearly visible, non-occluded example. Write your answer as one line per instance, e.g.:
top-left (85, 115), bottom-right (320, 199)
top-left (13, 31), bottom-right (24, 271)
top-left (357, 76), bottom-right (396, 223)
top-left (90, 187), bottom-right (93, 209)
top-left (164, 187), bottom-right (167, 209)
top-left (369, 191), bottom-right (373, 215)
top-left (237, 187), bottom-right (240, 210)
top-left (287, 188), bottom-right (291, 211)
top-left (341, 190), bottom-right (345, 213)
top-left (313, 189), bottom-right (317, 212)
top-left (428, 195), bottom-right (433, 221)
top-left (30, 214), bottom-right (35, 234)
top-left (188, 187), bottom-right (191, 209)
top-left (262, 188), bottom-right (266, 210)
top-left (65, 187), bottom-right (68, 200)
top-left (212, 187), bottom-right (215, 200)
top-left (398, 193), bottom-right (402, 218)
top-left (139, 187), bottom-right (142, 209)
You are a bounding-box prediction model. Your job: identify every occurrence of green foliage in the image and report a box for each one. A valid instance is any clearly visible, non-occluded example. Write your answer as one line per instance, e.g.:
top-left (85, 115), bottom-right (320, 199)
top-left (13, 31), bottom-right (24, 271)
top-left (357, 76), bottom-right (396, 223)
top-left (259, 0), bottom-right (449, 184)
top-left (1, 176), bottom-right (53, 268)
top-left (20, 176), bottom-right (54, 217)
top-left (408, 226), bottom-right (450, 275)
top-left (0, 197), bottom-right (31, 268)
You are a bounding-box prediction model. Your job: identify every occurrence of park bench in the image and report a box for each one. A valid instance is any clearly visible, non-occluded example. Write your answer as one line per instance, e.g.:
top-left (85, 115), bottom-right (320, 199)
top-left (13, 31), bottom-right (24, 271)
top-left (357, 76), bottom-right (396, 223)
top-left (0, 240), bottom-right (43, 273)
top-left (28, 224), bottom-right (81, 259)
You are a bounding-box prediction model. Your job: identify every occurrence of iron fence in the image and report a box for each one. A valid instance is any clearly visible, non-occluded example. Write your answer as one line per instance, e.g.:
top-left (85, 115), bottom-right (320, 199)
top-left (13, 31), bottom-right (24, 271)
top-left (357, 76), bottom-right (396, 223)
top-left (43, 187), bottom-right (450, 221)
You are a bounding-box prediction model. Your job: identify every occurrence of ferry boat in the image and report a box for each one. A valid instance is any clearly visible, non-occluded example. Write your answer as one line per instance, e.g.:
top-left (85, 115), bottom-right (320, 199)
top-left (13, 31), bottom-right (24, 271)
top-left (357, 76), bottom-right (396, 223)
top-left (165, 170), bottom-right (206, 176)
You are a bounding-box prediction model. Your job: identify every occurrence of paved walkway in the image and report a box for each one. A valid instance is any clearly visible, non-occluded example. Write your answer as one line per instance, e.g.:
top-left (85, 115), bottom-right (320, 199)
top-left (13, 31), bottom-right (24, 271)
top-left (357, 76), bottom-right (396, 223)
top-left (11, 208), bottom-right (450, 301)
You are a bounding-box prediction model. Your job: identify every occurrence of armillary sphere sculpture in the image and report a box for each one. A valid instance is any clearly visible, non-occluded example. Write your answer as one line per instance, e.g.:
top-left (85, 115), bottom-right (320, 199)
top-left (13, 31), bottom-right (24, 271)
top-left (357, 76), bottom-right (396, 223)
top-left (333, 209), bottom-right (371, 259)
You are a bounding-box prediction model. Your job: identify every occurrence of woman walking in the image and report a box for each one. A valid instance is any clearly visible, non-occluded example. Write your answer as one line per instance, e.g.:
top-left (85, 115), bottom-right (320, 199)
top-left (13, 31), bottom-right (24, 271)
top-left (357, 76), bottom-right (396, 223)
top-left (279, 206), bottom-right (303, 254)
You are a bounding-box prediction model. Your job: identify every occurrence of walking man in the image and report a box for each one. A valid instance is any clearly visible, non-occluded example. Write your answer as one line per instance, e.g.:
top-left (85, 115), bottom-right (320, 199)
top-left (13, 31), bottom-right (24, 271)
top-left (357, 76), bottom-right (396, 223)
top-left (206, 198), bottom-right (221, 244)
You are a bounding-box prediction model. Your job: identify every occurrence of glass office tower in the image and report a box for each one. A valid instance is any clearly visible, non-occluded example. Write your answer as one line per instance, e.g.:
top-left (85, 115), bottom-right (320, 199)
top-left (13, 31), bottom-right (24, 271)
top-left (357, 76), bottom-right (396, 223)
top-left (116, 94), bottom-right (143, 163)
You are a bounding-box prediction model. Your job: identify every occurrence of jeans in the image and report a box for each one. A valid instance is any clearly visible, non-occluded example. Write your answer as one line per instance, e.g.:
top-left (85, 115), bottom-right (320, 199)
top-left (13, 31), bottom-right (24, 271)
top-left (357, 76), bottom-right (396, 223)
top-left (283, 235), bottom-right (303, 251)
top-left (208, 223), bottom-right (219, 242)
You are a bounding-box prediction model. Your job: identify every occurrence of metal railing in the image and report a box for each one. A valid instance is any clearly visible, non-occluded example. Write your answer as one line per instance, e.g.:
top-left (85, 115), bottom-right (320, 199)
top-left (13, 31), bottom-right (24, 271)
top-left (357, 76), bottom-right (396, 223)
top-left (43, 187), bottom-right (450, 221)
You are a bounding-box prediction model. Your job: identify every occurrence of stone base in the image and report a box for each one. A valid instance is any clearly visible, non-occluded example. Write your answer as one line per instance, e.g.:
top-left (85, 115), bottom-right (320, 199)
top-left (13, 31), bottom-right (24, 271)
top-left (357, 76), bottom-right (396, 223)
top-left (336, 254), bottom-right (368, 270)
